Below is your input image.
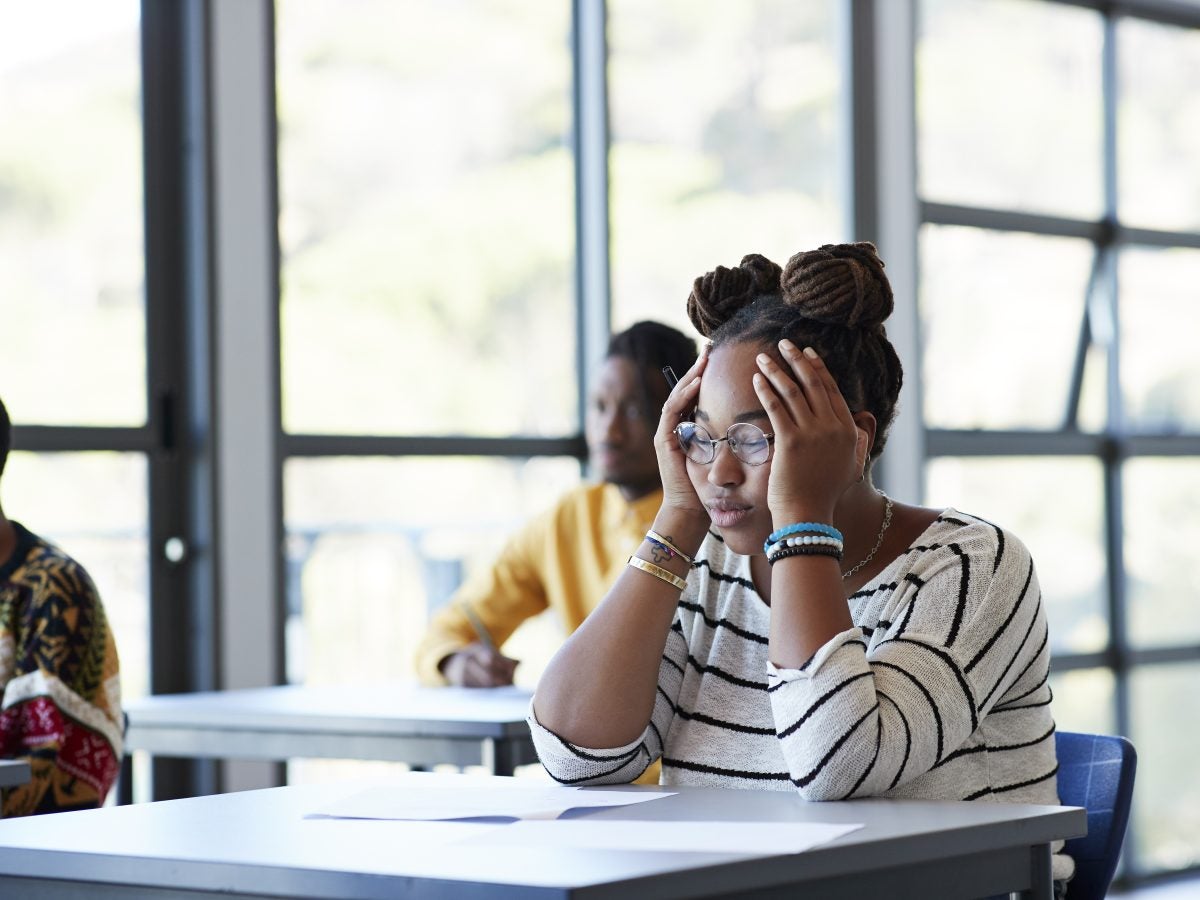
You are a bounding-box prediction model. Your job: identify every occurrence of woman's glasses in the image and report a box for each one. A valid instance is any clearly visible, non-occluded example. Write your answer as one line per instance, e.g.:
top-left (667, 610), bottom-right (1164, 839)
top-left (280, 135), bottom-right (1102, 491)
top-left (674, 421), bottom-right (774, 466)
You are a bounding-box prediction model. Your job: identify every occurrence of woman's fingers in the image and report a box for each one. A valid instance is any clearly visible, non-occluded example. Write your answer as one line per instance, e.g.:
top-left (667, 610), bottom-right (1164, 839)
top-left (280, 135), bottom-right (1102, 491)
top-left (754, 350), bottom-right (813, 422)
top-left (658, 344), bottom-right (708, 438)
top-left (797, 344), bottom-right (856, 426)
top-left (781, 339), bottom-right (844, 417)
top-left (751, 370), bottom-right (795, 437)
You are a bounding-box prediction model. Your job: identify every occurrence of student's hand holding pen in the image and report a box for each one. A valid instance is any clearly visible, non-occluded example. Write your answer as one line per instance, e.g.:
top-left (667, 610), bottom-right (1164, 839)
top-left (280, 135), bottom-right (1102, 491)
top-left (440, 642), bottom-right (519, 687)
top-left (438, 603), bottom-right (518, 687)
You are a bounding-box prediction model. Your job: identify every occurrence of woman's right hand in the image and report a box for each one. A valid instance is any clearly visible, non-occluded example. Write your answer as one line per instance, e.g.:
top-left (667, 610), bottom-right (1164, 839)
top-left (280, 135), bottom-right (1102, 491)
top-left (655, 343), bottom-right (710, 518)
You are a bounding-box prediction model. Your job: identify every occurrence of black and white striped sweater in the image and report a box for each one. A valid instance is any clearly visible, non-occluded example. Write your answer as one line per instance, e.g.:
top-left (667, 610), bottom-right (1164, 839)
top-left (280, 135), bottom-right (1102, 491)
top-left (529, 509), bottom-right (1072, 881)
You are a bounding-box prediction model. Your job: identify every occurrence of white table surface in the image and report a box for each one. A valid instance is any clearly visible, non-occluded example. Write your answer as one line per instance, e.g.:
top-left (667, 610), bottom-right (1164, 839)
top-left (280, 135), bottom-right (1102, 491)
top-left (0, 772), bottom-right (1085, 900)
top-left (123, 683), bottom-right (537, 773)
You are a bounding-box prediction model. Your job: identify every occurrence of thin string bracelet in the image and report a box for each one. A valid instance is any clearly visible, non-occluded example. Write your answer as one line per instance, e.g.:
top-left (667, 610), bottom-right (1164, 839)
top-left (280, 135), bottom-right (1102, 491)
top-left (645, 530), bottom-right (695, 565)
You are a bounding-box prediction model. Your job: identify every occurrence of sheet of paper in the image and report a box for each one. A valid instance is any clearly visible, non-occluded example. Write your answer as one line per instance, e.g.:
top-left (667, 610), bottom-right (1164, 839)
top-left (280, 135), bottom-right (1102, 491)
top-left (456, 819), bottom-right (863, 856)
top-left (307, 783), bottom-right (673, 821)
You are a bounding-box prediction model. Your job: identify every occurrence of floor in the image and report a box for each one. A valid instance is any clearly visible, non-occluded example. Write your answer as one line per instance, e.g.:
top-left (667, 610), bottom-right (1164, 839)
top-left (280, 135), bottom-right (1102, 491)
top-left (1110, 876), bottom-right (1200, 898)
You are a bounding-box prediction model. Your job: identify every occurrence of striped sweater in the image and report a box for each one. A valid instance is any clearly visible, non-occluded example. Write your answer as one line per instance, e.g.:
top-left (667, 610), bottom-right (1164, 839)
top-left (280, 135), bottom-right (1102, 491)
top-left (529, 509), bottom-right (1072, 882)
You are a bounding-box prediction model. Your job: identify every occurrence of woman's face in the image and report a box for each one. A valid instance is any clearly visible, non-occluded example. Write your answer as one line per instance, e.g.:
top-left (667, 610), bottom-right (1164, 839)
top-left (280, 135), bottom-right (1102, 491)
top-left (686, 341), bottom-right (774, 555)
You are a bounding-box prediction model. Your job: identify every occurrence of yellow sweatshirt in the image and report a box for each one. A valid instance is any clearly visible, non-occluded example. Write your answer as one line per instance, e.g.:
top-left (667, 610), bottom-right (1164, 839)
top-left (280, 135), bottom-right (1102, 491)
top-left (414, 482), bottom-right (662, 685)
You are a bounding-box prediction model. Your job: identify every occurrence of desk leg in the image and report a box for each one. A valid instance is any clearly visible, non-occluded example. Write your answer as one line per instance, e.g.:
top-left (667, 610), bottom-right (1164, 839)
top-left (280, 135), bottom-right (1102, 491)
top-left (482, 738), bottom-right (517, 776)
top-left (117, 754), bottom-right (133, 805)
top-left (1018, 843), bottom-right (1053, 900)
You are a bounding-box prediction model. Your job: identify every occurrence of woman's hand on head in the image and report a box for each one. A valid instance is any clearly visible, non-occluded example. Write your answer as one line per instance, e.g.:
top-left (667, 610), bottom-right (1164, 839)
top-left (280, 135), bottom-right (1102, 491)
top-left (753, 340), bottom-right (863, 522)
top-left (655, 344), bottom-right (711, 520)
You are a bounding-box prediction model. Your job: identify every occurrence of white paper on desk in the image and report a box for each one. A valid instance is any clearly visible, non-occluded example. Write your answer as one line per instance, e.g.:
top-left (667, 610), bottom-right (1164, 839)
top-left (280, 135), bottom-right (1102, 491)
top-left (457, 819), bottom-right (863, 856)
top-left (307, 784), bottom-right (672, 822)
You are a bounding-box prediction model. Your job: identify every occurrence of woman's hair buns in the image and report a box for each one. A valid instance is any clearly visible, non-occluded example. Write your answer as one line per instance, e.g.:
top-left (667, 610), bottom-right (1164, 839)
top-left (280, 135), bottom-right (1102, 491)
top-left (781, 242), bottom-right (893, 330)
top-left (687, 253), bottom-right (782, 338)
top-left (687, 242), bottom-right (894, 337)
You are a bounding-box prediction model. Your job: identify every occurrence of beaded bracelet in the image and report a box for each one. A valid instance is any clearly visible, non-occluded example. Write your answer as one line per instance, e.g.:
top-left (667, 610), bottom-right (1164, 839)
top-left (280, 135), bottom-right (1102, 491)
top-left (645, 530), bottom-right (695, 565)
top-left (767, 544), bottom-right (843, 566)
top-left (765, 534), bottom-right (844, 558)
top-left (765, 521), bottom-right (843, 553)
top-left (627, 555), bottom-right (689, 591)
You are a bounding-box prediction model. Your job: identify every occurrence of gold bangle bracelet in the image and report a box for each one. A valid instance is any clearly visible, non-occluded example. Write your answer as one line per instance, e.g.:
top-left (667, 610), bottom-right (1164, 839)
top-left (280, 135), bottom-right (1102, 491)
top-left (627, 555), bottom-right (689, 591)
top-left (645, 529), bottom-right (695, 565)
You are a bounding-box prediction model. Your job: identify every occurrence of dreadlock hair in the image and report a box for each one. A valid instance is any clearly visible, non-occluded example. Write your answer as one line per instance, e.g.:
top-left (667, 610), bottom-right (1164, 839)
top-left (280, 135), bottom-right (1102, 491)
top-left (686, 242), bottom-right (904, 459)
top-left (0, 396), bottom-right (10, 480)
top-left (606, 320), bottom-right (699, 424)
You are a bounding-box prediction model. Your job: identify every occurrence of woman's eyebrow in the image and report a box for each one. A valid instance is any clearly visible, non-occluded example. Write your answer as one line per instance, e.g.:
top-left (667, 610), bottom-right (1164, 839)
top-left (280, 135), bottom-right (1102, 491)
top-left (694, 408), bottom-right (770, 424)
top-left (733, 409), bottom-right (770, 424)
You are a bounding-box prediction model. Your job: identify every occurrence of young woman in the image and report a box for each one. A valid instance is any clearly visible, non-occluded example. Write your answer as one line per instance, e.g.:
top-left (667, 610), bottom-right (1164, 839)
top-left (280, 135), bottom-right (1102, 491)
top-left (529, 243), bottom-right (1071, 885)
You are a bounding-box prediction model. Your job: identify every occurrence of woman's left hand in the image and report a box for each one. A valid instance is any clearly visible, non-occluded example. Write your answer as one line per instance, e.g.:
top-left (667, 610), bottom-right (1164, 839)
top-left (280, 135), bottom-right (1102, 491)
top-left (752, 340), bottom-right (864, 524)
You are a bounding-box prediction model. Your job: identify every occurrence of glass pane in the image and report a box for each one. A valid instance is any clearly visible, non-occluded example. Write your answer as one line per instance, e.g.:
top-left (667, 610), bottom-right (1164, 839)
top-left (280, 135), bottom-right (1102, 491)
top-left (276, 0), bottom-right (575, 437)
top-left (1130, 663), bottom-right (1200, 874)
top-left (925, 457), bottom-right (1106, 655)
top-left (283, 456), bottom-right (581, 689)
top-left (920, 226), bottom-right (1095, 430)
top-left (1119, 18), bottom-right (1200, 233)
top-left (0, 2), bottom-right (145, 426)
top-left (1048, 668), bottom-right (1114, 737)
top-left (1120, 247), bottom-right (1200, 431)
top-left (608, 0), bottom-right (842, 334)
top-left (917, 0), bottom-right (1103, 217)
top-left (1, 451), bottom-right (149, 702)
top-left (1124, 459), bottom-right (1200, 649)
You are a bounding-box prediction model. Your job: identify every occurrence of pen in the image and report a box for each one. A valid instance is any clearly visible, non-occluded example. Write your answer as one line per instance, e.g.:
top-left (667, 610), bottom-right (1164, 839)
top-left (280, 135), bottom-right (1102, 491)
top-left (461, 602), bottom-right (497, 653)
top-left (662, 365), bottom-right (678, 390)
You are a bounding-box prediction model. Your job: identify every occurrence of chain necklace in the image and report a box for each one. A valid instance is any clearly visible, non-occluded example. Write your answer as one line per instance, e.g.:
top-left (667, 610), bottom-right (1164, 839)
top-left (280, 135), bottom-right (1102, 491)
top-left (842, 490), bottom-right (893, 580)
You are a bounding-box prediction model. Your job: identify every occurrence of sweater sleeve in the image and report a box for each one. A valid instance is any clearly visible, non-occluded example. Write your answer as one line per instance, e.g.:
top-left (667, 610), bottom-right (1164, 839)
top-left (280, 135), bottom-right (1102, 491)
top-left (1, 554), bottom-right (124, 816)
top-left (527, 612), bottom-right (687, 785)
top-left (767, 526), bottom-right (1047, 800)
top-left (413, 510), bottom-right (556, 685)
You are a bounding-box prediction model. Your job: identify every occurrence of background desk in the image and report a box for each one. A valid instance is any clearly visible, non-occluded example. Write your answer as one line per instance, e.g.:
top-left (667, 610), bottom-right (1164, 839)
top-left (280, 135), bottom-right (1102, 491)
top-left (0, 759), bottom-right (30, 789)
top-left (0, 775), bottom-right (1084, 899)
top-left (124, 684), bottom-right (537, 777)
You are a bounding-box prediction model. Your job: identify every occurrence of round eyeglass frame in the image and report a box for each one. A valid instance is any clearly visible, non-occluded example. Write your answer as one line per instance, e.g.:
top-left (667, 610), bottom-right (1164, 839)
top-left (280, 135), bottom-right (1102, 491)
top-left (674, 421), bottom-right (775, 466)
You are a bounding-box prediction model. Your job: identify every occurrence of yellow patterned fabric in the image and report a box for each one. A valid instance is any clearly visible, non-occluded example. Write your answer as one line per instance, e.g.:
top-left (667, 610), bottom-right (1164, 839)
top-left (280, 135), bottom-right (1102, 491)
top-left (1, 522), bottom-right (123, 816)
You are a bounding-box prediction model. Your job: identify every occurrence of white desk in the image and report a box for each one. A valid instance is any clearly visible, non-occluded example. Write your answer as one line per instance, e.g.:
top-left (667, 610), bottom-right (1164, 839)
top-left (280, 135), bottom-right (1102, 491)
top-left (124, 684), bottom-right (537, 775)
top-left (0, 774), bottom-right (1084, 899)
top-left (0, 759), bottom-right (31, 789)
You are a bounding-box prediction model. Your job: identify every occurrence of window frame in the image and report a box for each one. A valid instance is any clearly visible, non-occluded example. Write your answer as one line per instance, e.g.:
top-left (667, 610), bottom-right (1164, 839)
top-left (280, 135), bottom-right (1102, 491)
top-left (914, 0), bottom-right (1200, 882)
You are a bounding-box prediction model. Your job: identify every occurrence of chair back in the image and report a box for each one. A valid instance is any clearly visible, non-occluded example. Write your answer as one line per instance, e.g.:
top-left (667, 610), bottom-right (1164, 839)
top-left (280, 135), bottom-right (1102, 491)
top-left (1055, 730), bottom-right (1137, 900)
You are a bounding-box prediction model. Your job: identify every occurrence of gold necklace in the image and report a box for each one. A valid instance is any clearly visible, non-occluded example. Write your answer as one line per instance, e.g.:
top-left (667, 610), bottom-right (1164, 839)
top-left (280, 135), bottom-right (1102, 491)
top-left (842, 491), bottom-right (893, 580)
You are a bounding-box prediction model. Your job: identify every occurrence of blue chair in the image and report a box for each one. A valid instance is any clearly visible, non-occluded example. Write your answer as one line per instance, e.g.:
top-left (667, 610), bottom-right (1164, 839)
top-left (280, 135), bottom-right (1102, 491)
top-left (1055, 731), bottom-right (1137, 900)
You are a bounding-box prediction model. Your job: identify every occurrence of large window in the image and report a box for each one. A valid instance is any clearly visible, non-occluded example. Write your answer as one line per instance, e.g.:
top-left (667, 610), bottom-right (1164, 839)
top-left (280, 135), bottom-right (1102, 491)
top-left (918, 0), bottom-right (1200, 880)
top-left (0, 1), bottom-right (151, 703)
top-left (274, 1), bottom-right (845, 784)
top-left (608, 0), bottom-right (842, 333)
top-left (276, 0), bottom-right (576, 438)
top-left (275, 0), bottom-right (581, 711)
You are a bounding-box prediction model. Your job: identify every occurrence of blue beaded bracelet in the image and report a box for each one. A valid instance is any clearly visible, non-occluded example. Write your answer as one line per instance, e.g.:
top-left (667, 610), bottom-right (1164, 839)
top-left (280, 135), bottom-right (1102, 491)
top-left (764, 521), bottom-right (843, 555)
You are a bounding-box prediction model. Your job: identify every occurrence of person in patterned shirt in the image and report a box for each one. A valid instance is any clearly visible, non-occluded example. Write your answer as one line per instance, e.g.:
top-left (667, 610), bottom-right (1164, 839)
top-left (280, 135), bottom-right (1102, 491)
top-left (0, 396), bottom-right (123, 815)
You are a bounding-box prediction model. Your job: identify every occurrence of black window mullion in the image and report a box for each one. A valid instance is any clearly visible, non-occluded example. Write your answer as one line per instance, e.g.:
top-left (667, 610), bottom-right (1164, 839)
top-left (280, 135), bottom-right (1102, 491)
top-left (140, 0), bottom-right (219, 800)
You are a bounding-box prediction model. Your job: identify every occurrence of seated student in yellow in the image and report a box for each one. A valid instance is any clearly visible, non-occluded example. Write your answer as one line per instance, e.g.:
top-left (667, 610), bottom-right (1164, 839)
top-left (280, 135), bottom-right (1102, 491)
top-left (529, 244), bottom-right (1072, 889)
top-left (415, 321), bottom-right (698, 689)
top-left (0, 396), bottom-right (123, 816)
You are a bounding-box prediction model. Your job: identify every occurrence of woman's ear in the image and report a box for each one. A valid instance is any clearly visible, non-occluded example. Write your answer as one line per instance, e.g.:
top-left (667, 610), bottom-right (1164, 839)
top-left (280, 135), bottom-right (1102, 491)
top-left (852, 412), bottom-right (877, 471)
